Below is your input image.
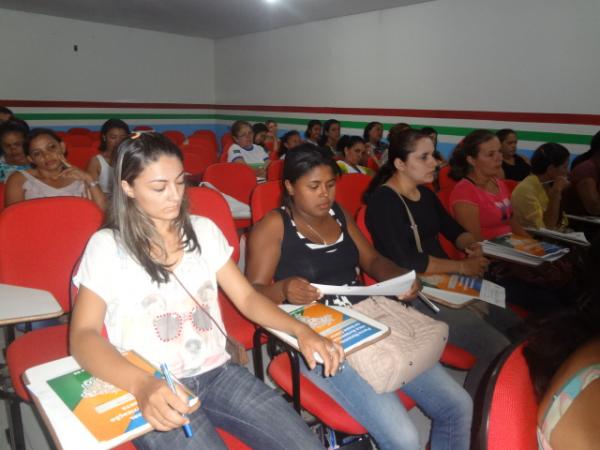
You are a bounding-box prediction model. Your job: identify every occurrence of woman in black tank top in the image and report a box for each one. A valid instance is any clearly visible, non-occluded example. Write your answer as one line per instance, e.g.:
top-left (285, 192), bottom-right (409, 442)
top-left (246, 145), bottom-right (473, 450)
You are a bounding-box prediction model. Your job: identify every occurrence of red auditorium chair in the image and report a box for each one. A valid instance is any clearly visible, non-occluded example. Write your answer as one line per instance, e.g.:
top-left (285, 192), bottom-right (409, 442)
top-left (189, 130), bottom-right (218, 152)
top-left (266, 158), bottom-right (284, 181)
top-left (163, 130), bottom-right (186, 146)
top-left (335, 173), bottom-right (372, 217)
top-left (220, 133), bottom-right (235, 161)
top-left (66, 146), bottom-right (99, 170)
top-left (67, 127), bottom-right (91, 135)
top-left (203, 163), bottom-right (256, 229)
top-left (0, 183), bottom-right (5, 212)
top-left (250, 181), bottom-right (283, 224)
top-left (186, 186), bottom-right (256, 350)
top-left (0, 198), bottom-right (103, 449)
top-left (63, 133), bottom-right (93, 148)
top-left (182, 141), bottom-right (218, 165)
top-left (437, 165), bottom-right (457, 190)
top-left (479, 342), bottom-right (538, 450)
top-left (503, 178), bottom-right (519, 194)
top-left (183, 151), bottom-right (215, 179)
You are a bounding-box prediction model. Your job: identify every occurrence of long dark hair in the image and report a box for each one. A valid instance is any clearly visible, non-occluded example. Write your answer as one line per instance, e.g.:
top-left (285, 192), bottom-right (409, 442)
top-left (279, 130), bottom-right (301, 158)
top-left (571, 130), bottom-right (600, 170)
top-left (99, 118), bottom-right (130, 152)
top-left (448, 129), bottom-right (497, 181)
top-left (106, 132), bottom-right (200, 284)
top-left (282, 144), bottom-right (340, 209)
top-left (318, 119), bottom-right (340, 146)
top-left (363, 129), bottom-right (431, 201)
top-left (530, 143), bottom-right (570, 175)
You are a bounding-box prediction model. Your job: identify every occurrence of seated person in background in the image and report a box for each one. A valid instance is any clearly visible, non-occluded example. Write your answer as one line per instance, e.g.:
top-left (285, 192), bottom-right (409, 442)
top-left (264, 119), bottom-right (280, 156)
top-left (449, 130), bottom-right (570, 312)
top-left (278, 130), bottom-right (301, 159)
top-left (563, 131), bottom-right (600, 217)
top-left (246, 145), bottom-right (472, 450)
top-left (227, 120), bottom-right (270, 178)
top-left (363, 121), bottom-right (388, 167)
top-left (86, 118), bottom-right (130, 195)
top-left (303, 119), bottom-right (322, 147)
top-left (0, 106), bottom-right (15, 123)
top-left (70, 133), bottom-right (334, 450)
top-left (365, 128), bottom-right (516, 398)
top-left (449, 129), bottom-right (528, 241)
top-left (421, 126), bottom-right (446, 167)
top-left (336, 135), bottom-right (374, 175)
top-left (5, 128), bottom-right (106, 209)
top-left (524, 237), bottom-right (600, 450)
top-left (497, 129), bottom-right (531, 181)
top-left (252, 122), bottom-right (269, 147)
top-left (318, 119), bottom-right (341, 156)
top-left (0, 121), bottom-right (30, 182)
top-left (512, 143), bottom-right (570, 230)
top-left (570, 130), bottom-right (600, 170)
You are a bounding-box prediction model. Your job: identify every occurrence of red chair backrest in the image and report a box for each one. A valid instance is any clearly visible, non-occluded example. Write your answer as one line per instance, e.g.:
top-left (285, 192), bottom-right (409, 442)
top-left (250, 181), bottom-right (283, 224)
top-left (0, 197), bottom-right (103, 312)
top-left (188, 133), bottom-right (218, 155)
top-left (66, 147), bottom-right (100, 170)
top-left (182, 151), bottom-right (216, 177)
top-left (67, 127), bottom-right (91, 135)
top-left (367, 156), bottom-right (380, 172)
top-left (266, 159), bottom-right (284, 181)
top-left (503, 179), bottom-right (519, 194)
top-left (220, 132), bottom-right (234, 154)
top-left (203, 163), bottom-right (257, 205)
top-left (355, 206), bottom-right (378, 286)
top-left (187, 186), bottom-right (240, 263)
top-left (186, 186), bottom-right (255, 349)
top-left (482, 343), bottom-right (538, 450)
top-left (0, 183), bottom-right (5, 212)
top-left (63, 134), bottom-right (93, 148)
top-left (438, 165), bottom-right (457, 190)
top-left (182, 142), bottom-right (218, 164)
top-left (335, 173), bottom-right (371, 217)
top-left (163, 130), bottom-right (186, 146)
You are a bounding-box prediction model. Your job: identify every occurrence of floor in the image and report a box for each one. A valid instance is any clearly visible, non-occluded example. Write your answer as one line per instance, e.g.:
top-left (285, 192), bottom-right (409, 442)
top-left (0, 331), bottom-right (466, 450)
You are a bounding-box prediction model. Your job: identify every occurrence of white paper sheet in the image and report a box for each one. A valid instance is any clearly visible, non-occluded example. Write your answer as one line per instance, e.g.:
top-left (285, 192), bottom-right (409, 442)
top-left (312, 271), bottom-right (416, 297)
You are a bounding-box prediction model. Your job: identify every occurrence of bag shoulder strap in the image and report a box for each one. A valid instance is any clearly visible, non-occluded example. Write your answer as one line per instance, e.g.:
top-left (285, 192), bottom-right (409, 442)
top-left (394, 190), bottom-right (424, 253)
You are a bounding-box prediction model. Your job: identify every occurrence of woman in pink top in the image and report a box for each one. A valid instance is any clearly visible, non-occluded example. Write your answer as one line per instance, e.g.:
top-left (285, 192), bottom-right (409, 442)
top-left (448, 129), bottom-right (527, 240)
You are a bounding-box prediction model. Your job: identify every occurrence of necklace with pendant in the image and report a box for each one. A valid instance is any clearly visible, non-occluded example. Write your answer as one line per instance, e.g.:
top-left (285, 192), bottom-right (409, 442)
top-left (302, 220), bottom-right (327, 245)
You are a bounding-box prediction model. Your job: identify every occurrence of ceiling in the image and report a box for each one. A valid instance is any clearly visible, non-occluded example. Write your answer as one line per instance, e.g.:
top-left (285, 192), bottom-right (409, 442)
top-left (0, 0), bottom-right (431, 39)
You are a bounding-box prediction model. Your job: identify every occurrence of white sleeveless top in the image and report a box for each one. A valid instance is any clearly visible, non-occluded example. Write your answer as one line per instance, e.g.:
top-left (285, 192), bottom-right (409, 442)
top-left (21, 171), bottom-right (86, 200)
top-left (96, 155), bottom-right (113, 194)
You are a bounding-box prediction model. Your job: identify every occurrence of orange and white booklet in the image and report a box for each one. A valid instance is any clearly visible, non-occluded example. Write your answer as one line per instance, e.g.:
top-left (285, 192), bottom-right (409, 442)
top-left (420, 273), bottom-right (505, 309)
top-left (25, 351), bottom-right (198, 450)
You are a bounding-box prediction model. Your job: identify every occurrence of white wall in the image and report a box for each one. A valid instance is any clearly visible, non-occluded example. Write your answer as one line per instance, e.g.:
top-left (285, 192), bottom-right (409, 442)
top-left (0, 9), bottom-right (215, 103)
top-left (215, 0), bottom-right (600, 114)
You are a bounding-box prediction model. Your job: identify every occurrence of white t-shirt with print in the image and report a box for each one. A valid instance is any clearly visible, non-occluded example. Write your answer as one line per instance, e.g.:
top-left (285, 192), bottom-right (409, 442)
top-left (227, 143), bottom-right (269, 170)
top-left (74, 216), bottom-right (233, 379)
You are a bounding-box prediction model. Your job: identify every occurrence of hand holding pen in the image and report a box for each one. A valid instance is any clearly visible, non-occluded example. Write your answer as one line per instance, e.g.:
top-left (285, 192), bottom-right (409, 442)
top-left (161, 363), bottom-right (193, 438)
top-left (131, 365), bottom-right (197, 433)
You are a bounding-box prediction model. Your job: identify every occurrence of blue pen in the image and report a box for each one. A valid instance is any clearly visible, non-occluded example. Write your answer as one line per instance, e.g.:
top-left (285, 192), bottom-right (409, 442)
top-left (160, 363), bottom-right (193, 438)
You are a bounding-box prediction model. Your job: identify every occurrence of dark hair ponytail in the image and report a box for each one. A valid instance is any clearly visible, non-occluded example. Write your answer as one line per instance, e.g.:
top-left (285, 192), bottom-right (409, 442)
top-left (363, 128), bottom-right (430, 201)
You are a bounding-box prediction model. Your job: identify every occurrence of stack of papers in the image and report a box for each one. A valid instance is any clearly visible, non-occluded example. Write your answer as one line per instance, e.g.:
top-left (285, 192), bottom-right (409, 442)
top-left (482, 234), bottom-right (569, 266)
top-left (420, 274), bottom-right (505, 308)
top-left (565, 214), bottom-right (600, 225)
top-left (525, 228), bottom-right (590, 247)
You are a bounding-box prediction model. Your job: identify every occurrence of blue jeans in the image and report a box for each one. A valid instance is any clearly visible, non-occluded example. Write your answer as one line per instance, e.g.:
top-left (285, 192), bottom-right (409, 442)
top-left (134, 362), bottom-right (323, 450)
top-left (301, 361), bottom-right (472, 450)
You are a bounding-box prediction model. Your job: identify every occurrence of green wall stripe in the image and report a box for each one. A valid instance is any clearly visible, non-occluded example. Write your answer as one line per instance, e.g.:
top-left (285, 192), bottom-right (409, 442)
top-left (19, 112), bottom-right (593, 145)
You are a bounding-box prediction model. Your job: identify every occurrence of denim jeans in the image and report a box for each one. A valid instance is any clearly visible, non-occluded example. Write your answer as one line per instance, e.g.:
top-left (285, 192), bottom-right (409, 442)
top-left (134, 362), bottom-right (323, 450)
top-left (301, 361), bottom-right (472, 450)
